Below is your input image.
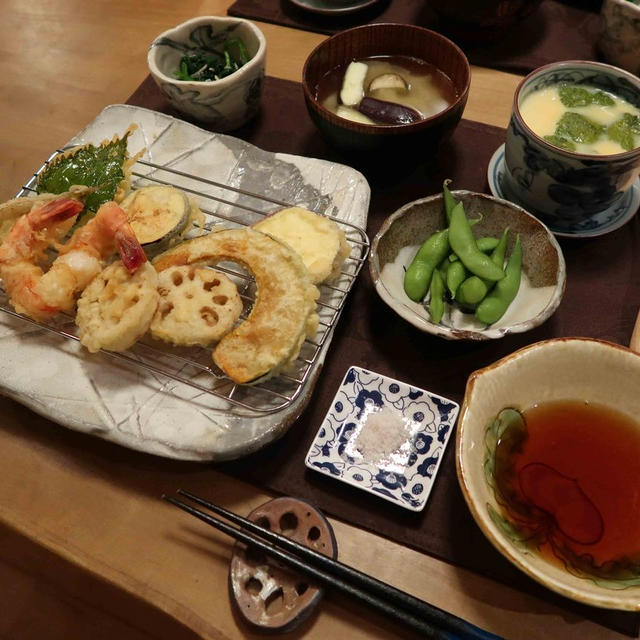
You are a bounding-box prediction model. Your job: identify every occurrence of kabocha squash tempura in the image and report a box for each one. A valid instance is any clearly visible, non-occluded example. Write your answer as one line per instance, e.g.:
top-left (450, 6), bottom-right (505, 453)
top-left (403, 182), bottom-right (522, 326)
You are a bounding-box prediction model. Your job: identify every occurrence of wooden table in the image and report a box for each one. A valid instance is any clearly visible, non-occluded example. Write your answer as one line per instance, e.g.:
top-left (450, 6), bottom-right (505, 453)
top-left (0, 1), bottom-right (630, 639)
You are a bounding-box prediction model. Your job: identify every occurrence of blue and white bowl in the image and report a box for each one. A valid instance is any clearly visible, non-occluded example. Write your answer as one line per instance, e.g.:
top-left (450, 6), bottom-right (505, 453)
top-left (504, 60), bottom-right (640, 232)
top-left (148, 16), bottom-right (266, 131)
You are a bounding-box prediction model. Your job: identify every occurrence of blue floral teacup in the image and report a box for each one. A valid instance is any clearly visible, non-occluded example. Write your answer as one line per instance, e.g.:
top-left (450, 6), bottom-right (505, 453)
top-left (503, 60), bottom-right (640, 232)
top-left (148, 16), bottom-right (266, 131)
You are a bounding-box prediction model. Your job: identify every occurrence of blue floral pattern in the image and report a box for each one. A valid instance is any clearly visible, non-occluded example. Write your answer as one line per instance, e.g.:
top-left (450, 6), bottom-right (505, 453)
top-left (502, 63), bottom-right (640, 234)
top-left (305, 366), bottom-right (459, 512)
top-left (489, 144), bottom-right (640, 238)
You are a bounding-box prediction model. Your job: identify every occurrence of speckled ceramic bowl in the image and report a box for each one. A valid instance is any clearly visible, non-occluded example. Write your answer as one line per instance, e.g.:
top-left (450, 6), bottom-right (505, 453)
top-left (600, 0), bottom-right (640, 76)
top-left (148, 16), bottom-right (266, 130)
top-left (369, 190), bottom-right (566, 340)
top-left (457, 338), bottom-right (640, 610)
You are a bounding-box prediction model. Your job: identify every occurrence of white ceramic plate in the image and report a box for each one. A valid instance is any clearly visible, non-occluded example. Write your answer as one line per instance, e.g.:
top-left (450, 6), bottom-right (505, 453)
top-left (305, 366), bottom-right (459, 511)
top-left (0, 104), bottom-right (370, 461)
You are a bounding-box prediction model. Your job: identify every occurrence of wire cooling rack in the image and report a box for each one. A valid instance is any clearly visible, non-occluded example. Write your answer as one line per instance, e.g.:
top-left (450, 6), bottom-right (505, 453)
top-left (3, 150), bottom-right (370, 416)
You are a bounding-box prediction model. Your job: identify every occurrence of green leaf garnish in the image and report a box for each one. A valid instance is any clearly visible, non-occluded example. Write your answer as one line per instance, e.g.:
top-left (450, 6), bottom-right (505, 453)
top-left (544, 134), bottom-right (576, 151)
top-left (558, 85), bottom-right (593, 108)
top-left (555, 112), bottom-right (605, 144)
top-left (36, 132), bottom-right (130, 213)
top-left (592, 91), bottom-right (615, 106)
top-left (607, 113), bottom-right (640, 151)
top-left (558, 84), bottom-right (615, 108)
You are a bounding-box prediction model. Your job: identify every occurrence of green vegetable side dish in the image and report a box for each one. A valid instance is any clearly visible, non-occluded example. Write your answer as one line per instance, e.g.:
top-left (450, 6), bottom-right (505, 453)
top-left (402, 182), bottom-right (523, 328)
top-left (449, 202), bottom-right (505, 281)
top-left (456, 228), bottom-right (509, 307)
top-left (36, 131), bottom-right (131, 213)
top-left (476, 235), bottom-right (523, 325)
top-left (446, 260), bottom-right (466, 297)
top-left (429, 269), bottom-right (445, 325)
top-left (174, 38), bottom-right (250, 82)
top-left (449, 236), bottom-right (499, 262)
top-left (443, 179), bottom-right (457, 224)
top-left (403, 229), bottom-right (450, 302)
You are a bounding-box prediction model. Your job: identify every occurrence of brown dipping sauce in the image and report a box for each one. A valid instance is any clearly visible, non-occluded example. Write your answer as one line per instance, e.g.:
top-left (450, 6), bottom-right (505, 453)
top-left (315, 55), bottom-right (458, 125)
top-left (494, 401), bottom-right (640, 576)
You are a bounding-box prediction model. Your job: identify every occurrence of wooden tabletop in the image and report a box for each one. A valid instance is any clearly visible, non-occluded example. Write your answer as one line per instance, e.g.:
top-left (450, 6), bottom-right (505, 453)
top-left (0, 1), bottom-right (631, 639)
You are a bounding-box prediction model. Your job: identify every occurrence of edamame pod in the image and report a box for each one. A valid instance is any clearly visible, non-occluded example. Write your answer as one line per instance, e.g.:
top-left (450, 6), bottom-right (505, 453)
top-left (449, 203), bottom-right (505, 281)
top-left (476, 234), bottom-right (522, 325)
top-left (448, 236), bottom-right (500, 262)
top-left (446, 260), bottom-right (466, 297)
top-left (429, 269), bottom-right (445, 325)
top-left (456, 275), bottom-right (488, 305)
top-left (403, 229), bottom-right (450, 302)
top-left (455, 228), bottom-right (510, 304)
top-left (443, 179), bottom-right (457, 224)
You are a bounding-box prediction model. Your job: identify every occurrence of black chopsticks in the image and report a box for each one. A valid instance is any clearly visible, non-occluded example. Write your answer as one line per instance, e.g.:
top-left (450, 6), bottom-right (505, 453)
top-left (163, 490), bottom-right (503, 640)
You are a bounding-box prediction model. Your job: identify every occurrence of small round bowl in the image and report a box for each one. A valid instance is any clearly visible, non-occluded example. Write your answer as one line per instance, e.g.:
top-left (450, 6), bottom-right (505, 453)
top-left (148, 16), bottom-right (266, 131)
top-left (457, 338), bottom-right (640, 610)
top-left (503, 60), bottom-right (640, 232)
top-left (369, 190), bottom-right (566, 340)
top-left (599, 0), bottom-right (640, 76)
top-left (301, 23), bottom-right (470, 157)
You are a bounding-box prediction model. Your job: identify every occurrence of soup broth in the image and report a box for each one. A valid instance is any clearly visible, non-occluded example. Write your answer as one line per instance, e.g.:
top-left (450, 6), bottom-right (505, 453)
top-left (491, 401), bottom-right (640, 578)
top-left (520, 83), bottom-right (640, 154)
top-left (316, 55), bottom-right (457, 126)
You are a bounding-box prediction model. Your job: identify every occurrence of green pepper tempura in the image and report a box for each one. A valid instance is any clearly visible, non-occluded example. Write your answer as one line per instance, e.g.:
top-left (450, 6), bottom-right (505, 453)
top-left (174, 37), bottom-right (250, 82)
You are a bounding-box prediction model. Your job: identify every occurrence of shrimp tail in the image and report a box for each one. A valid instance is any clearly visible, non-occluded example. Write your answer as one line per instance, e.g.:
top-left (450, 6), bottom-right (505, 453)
top-left (30, 198), bottom-right (84, 230)
top-left (116, 222), bottom-right (147, 273)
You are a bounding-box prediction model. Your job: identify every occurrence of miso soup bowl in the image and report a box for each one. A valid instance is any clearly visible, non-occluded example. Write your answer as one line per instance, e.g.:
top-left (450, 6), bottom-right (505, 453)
top-left (302, 23), bottom-right (470, 158)
top-left (503, 60), bottom-right (640, 233)
top-left (457, 338), bottom-right (640, 610)
top-left (148, 16), bottom-right (266, 131)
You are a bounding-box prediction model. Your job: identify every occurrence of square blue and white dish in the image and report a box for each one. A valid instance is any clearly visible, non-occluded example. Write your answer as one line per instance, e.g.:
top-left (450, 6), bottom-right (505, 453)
top-left (305, 366), bottom-right (459, 512)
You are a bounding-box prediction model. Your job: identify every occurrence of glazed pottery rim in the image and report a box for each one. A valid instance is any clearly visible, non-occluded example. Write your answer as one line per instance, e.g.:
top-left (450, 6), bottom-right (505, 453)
top-left (302, 22), bottom-right (471, 134)
top-left (456, 337), bottom-right (640, 610)
top-left (608, 0), bottom-right (640, 13)
top-left (289, 0), bottom-right (379, 16)
top-left (369, 190), bottom-right (567, 341)
top-left (148, 16), bottom-right (266, 87)
top-left (512, 59), bottom-right (640, 161)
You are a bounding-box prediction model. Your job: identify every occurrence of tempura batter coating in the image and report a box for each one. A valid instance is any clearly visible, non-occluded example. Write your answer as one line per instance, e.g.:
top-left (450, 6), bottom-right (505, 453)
top-left (150, 265), bottom-right (242, 347)
top-left (153, 228), bottom-right (319, 384)
top-left (254, 207), bottom-right (351, 284)
top-left (76, 260), bottom-right (159, 353)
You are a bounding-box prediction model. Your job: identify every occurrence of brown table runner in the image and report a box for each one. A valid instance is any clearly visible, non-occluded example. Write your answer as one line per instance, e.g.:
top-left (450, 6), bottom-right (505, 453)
top-left (127, 75), bottom-right (640, 636)
top-left (227, 0), bottom-right (602, 74)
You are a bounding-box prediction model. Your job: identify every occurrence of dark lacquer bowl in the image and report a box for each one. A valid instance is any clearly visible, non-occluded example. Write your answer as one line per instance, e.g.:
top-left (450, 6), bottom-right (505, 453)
top-left (301, 23), bottom-right (470, 158)
top-left (430, 0), bottom-right (545, 44)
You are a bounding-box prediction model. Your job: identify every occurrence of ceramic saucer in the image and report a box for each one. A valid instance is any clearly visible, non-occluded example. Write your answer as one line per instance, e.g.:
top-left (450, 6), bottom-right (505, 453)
top-left (487, 144), bottom-right (640, 239)
top-left (305, 366), bottom-right (459, 512)
top-left (288, 0), bottom-right (379, 16)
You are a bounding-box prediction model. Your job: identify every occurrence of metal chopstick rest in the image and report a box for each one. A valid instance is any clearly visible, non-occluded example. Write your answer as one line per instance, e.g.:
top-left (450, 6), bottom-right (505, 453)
top-left (164, 491), bottom-right (502, 640)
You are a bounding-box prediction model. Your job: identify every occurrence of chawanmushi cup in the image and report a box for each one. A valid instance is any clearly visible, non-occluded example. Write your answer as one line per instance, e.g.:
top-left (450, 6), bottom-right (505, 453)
top-left (503, 60), bottom-right (640, 233)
